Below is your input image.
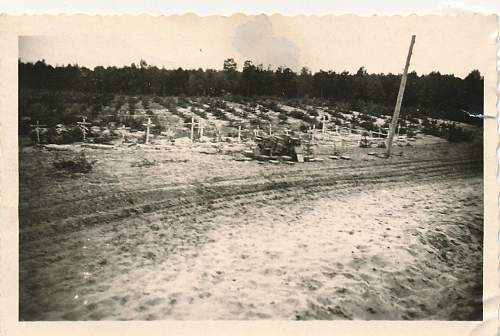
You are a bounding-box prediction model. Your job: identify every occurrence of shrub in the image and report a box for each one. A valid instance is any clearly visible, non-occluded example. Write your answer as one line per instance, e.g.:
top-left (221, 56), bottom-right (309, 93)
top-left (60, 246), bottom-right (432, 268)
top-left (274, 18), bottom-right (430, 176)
top-left (308, 109), bottom-right (319, 117)
top-left (290, 110), bottom-right (311, 122)
top-left (131, 158), bottom-right (157, 168)
top-left (278, 111), bottom-right (288, 123)
top-left (446, 123), bottom-right (474, 142)
top-left (53, 152), bottom-right (96, 173)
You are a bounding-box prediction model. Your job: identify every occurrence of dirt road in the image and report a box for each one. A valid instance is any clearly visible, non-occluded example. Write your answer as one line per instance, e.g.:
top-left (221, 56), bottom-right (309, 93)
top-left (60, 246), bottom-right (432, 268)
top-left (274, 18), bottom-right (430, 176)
top-left (19, 142), bottom-right (483, 320)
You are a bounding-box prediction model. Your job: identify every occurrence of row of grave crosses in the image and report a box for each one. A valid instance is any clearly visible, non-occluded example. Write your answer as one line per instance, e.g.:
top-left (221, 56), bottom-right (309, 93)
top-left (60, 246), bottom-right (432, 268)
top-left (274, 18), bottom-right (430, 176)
top-left (28, 114), bottom-right (398, 145)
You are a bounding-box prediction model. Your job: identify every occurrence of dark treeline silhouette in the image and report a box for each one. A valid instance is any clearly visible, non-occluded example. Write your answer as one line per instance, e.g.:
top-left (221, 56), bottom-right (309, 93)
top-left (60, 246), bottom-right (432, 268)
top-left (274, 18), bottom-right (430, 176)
top-left (19, 58), bottom-right (483, 123)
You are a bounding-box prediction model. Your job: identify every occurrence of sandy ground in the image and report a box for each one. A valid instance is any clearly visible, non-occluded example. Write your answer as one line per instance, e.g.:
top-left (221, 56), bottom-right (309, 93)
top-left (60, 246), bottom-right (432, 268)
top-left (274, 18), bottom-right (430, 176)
top-left (19, 140), bottom-right (483, 320)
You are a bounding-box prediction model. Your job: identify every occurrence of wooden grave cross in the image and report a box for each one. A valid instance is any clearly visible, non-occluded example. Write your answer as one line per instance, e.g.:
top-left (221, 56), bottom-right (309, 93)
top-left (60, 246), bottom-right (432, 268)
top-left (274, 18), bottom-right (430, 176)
top-left (29, 120), bottom-right (47, 145)
top-left (142, 117), bottom-right (156, 144)
top-left (117, 124), bottom-right (131, 141)
top-left (185, 116), bottom-right (200, 141)
top-left (307, 125), bottom-right (314, 140)
top-left (198, 118), bottom-right (204, 138)
top-left (253, 126), bottom-right (260, 137)
top-left (77, 117), bottom-right (91, 142)
top-left (320, 115), bottom-right (329, 134)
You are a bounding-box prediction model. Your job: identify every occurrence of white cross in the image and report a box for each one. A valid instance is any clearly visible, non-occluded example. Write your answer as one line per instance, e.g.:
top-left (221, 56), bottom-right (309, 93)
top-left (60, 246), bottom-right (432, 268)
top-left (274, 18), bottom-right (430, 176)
top-left (77, 117), bottom-right (91, 142)
top-left (254, 126), bottom-right (260, 137)
top-left (185, 117), bottom-right (200, 141)
top-left (320, 115), bottom-right (329, 134)
top-left (308, 126), bottom-right (314, 140)
top-left (198, 119), bottom-right (204, 137)
top-left (29, 120), bottom-right (47, 144)
top-left (142, 117), bottom-right (156, 144)
top-left (117, 124), bottom-right (131, 140)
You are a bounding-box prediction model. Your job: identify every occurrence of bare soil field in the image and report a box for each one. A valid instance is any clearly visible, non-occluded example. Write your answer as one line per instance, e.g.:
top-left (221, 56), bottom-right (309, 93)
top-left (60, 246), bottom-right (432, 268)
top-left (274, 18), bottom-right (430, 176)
top-left (19, 140), bottom-right (483, 320)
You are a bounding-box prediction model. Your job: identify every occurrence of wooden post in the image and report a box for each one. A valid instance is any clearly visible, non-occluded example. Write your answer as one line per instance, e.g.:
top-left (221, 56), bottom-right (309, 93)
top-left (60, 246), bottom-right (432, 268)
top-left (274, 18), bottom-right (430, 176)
top-left (77, 117), bottom-right (91, 142)
top-left (238, 125), bottom-right (242, 142)
top-left (268, 123), bottom-right (272, 136)
top-left (29, 120), bottom-right (47, 145)
top-left (199, 120), bottom-right (204, 138)
top-left (142, 117), bottom-right (155, 144)
top-left (386, 35), bottom-right (416, 157)
top-left (190, 116), bottom-right (195, 140)
top-left (335, 125), bottom-right (339, 135)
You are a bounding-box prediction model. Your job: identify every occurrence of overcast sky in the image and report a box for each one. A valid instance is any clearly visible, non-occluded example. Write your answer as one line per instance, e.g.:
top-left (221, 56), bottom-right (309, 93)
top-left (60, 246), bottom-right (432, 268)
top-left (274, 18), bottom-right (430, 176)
top-left (17, 14), bottom-right (496, 78)
top-left (2, 0), bottom-right (500, 15)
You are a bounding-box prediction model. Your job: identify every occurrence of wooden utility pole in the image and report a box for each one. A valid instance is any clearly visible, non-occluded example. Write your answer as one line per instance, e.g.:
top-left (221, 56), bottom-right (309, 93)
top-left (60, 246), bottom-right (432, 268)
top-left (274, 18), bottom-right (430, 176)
top-left (386, 35), bottom-right (416, 157)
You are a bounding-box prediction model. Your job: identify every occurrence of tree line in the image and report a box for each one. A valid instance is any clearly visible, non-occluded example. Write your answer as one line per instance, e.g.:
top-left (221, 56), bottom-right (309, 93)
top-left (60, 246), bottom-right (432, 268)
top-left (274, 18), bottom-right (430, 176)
top-left (19, 58), bottom-right (483, 123)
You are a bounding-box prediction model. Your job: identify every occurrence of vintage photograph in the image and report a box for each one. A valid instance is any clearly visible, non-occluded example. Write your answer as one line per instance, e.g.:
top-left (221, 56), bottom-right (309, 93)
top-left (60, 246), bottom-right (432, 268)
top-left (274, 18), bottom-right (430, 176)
top-left (17, 15), bottom-right (487, 321)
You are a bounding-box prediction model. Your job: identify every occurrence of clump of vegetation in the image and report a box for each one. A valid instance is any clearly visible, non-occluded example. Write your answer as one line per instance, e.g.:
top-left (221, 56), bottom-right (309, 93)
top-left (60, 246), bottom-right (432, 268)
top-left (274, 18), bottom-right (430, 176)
top-left (191, 107), bottom-right (207, 119)
top-left (278, 111), bottom-right (288, 123)
top-left (290, 110), bottom-right (311, 123)
top-left (446, 123), bottom-right (474, 142)
top-left (131, 158), bottom-right (158, 168)
top-left (53, 152), bottom-right (96, 174)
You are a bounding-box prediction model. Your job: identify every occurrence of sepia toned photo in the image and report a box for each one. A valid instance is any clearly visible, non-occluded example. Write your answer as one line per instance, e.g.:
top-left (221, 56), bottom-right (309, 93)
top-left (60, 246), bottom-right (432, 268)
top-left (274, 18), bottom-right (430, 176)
top-left (1, 14), bottom-right (497, 332)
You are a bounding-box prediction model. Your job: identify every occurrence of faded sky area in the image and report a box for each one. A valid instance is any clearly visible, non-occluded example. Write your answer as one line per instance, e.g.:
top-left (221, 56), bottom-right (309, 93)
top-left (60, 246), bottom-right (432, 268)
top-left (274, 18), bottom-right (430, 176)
top-left (17, 14), bottom-right (496, 77)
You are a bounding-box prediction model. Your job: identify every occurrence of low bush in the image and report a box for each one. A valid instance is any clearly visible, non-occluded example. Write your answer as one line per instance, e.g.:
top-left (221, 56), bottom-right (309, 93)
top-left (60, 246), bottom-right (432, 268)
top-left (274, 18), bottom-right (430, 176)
top-left (131, 158), bottom-right (158, 168)
top-left (53, 152), bottom-right (96, 173)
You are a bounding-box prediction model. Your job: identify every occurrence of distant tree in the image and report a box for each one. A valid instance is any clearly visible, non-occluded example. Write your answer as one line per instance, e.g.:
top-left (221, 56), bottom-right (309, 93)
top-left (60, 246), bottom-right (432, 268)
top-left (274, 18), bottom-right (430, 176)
top-left (18, 60), bottom-right (484, 126)
top-left (223, 58), bottom-right (238, 94)
top-left (223, 58), bottom-right (237, 72)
